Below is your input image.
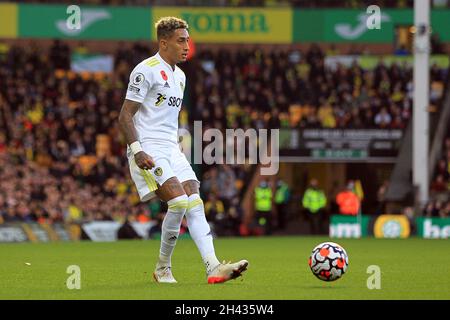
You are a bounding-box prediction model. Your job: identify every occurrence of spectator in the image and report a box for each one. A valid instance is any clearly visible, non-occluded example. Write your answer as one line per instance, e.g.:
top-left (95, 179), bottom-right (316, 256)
top-left (374, 107), bottom-right (392, 128)
top-left (204, 193), bottom-right (225, 224)
top-left (226, 196), bottom-right (243, 236)
top-left (336, 182), bottom-right (361, 216)
top-left (148, 207), bottom-right (166, 240)
top-left (201, 167), bottom-right (220, 198)
top-left (117, 216), bottom-right (142, 240)
top-left (205, 193), bottom-right (242, 236)
top-left (424, 201), bottom-right (442, 218)
top-left (402, 206), bottom-right (416, 235)
top-left (376, 180), bottom-right (389, 215)
top-left (274, 178), bottom-right (290, 230)
top-left (436, 159), bottom-right (449, 181)
top-left (302, 178), bottom-right (327, 235)
top-left (217, 164), bottom-right (237, 207)
top-left (431, 174), bottom-right (448, 193)
top-left (253, 179), bottom-right (273, 235)
top-left (0, 194), bottom-right (6, 223)
top-left (317, 102), bottom-right (336, 128)
top-left (440, 202), bottom-right (450, 218)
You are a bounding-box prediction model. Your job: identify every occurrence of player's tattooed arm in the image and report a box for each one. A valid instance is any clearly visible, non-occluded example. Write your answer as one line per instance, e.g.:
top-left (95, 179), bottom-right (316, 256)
top-left (118, 99), bottom-right (140, 145)
top-left (119, 99), bottom-right (155, 170)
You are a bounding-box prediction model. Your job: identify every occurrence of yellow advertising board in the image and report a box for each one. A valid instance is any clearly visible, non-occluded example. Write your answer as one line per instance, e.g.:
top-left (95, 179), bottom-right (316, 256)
top-left (152, 7), bottom-right (292, 43)
top-left (0, 4), bottom-right (18, 38)
top-left (374, 215), bottom-right (410, 238)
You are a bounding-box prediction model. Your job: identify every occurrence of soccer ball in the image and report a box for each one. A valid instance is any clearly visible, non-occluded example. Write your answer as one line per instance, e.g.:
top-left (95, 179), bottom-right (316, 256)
top-left (308, 242), bottom-right (348, 281)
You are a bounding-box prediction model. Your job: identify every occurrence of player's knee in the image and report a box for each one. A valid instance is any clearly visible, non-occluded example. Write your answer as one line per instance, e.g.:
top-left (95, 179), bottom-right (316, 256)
top-left (167, 194), bottom-right (189, 214)
top-left (187, 193), bottom-right (204, 211)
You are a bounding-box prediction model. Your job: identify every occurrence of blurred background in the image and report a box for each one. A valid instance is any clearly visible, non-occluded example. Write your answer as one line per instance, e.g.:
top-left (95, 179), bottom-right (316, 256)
top-left (0, 0), bottom-right (449, 242)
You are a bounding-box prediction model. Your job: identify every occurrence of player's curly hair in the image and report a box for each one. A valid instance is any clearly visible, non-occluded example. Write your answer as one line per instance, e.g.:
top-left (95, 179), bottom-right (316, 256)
top-left (155, 17), bottom-right (189, 40)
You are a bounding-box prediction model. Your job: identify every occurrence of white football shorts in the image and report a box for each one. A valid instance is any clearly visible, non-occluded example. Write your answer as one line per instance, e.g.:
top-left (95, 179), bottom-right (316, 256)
top-left (127, 140), bottom-right (199, 202)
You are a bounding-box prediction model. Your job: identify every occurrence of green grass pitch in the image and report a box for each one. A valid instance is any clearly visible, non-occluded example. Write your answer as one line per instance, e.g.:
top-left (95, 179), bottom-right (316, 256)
top-left (0, 236), bottom-right (449, 300)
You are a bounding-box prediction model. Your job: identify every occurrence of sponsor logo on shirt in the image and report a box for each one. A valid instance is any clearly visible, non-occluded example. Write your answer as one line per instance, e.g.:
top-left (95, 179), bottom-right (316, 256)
top-left (155, 93), bottom-right (183, 108)
top-left (155, 93), bottom-right (167, 106)
top-left (168, 97), bottom-right (183, 108)
top-left (128, 85), bottom-right (140, 93)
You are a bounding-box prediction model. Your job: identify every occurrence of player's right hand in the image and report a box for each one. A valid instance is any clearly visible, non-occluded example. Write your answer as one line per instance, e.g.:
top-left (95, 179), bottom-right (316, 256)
top-left (134, 151), bottom-right (155, 170)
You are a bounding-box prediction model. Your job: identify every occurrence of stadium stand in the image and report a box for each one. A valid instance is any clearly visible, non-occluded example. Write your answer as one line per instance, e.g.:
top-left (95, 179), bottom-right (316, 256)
top-left (0, 38), bottom-right (449, 232)
top-left (426, 132), bottom-right (450, 217)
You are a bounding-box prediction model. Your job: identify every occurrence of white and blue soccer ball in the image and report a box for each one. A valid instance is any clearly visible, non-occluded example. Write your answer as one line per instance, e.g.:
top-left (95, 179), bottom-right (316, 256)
top-left (309, 242), bottom-right (349, 281)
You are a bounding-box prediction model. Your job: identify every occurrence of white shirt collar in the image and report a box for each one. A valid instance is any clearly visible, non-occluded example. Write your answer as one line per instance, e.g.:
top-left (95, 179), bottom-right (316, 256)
top-left (156, 52), bottom-right (176, 71)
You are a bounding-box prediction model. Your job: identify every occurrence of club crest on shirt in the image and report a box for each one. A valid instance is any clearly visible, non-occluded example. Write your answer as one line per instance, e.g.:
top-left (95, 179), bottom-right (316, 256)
top-left (154, 167), bottom-right (163, 176)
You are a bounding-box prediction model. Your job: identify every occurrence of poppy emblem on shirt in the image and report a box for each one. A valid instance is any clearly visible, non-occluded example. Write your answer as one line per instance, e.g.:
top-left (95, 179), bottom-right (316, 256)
top-left (160, 70), bottom-right (168, 81)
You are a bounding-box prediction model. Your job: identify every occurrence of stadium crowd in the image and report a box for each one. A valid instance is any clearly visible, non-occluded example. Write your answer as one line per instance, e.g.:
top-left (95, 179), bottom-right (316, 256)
top-left (431, 136), bottom-right (450, 195)
top-left (425, 134), bottom-right (450, 218)
top-left (192, 45), bottom-right (447, 131)
top-left (0, 40), bottom-right (448, 231)
top-left (0, 41), bottom-right (253, 230)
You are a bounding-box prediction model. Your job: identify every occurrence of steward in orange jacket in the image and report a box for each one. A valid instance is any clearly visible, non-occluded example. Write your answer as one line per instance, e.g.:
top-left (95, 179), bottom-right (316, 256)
top-left (336, 188), bottom-right (360, 215)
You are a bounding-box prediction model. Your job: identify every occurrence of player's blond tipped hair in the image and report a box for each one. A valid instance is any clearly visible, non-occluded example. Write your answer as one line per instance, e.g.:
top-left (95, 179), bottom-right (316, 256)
top-left (155, 17), bottom-right (188, 40)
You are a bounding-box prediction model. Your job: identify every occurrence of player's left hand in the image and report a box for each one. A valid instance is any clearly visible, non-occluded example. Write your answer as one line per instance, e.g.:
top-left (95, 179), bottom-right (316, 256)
top-left (135, 151), bottom-right (155, 170)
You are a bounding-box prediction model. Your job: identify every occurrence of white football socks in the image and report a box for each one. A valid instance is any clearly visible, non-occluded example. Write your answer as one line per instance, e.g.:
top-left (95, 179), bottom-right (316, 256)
top-left (157, 194), bottom-right (188, 268)
top-left (185, 193), bottom-right (220, 274)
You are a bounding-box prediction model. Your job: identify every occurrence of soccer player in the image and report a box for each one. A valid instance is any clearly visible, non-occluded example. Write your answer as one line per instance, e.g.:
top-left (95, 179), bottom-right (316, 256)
top-left (118, 17), bottom-right (248, 284)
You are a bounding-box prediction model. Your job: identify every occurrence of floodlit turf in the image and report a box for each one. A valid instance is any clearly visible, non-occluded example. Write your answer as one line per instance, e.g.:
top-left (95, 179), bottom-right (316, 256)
top-left (0, 236), bottom-right (449, 300)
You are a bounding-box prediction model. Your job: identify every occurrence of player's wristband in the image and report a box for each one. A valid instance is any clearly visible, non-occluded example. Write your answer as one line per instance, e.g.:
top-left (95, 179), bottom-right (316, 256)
top-left (130, 141), bottom-right (143, 155)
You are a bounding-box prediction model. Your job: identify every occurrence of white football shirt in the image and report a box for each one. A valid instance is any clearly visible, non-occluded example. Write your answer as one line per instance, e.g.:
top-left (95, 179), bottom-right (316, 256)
top-left (125, 52), bottom-right (186, 146)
